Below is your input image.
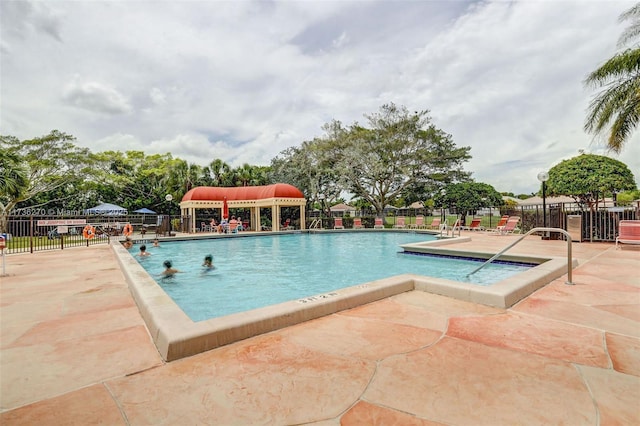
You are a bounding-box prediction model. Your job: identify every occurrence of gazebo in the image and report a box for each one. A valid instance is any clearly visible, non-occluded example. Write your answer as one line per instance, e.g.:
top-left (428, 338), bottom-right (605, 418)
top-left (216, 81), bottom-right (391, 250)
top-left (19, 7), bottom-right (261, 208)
top-left (179, 183), bottom-right (307, 232)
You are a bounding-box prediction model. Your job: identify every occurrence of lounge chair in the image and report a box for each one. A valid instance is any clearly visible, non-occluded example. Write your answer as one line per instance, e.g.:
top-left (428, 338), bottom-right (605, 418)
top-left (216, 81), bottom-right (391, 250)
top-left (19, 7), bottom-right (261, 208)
top-left (334, 217), bottom-right (345, 229)
top-left (496, 216), bottom-right (521, 235)
top-left (353, 217), bottom-right (364, 229)
top-left (616, 220), bottom-right (640, 248)
top-left (393, 216), bottom-right (406, 229)
top-left (464, 218), bottom-right (484, 231)
top-left (410, 215), bottom-right (425, 229)
top-left (430, 218), bottom-right (443, 230)
top-left (489, 215), bottom-right (510, 233)
top-left (374, 217), bottom-right (385, 229)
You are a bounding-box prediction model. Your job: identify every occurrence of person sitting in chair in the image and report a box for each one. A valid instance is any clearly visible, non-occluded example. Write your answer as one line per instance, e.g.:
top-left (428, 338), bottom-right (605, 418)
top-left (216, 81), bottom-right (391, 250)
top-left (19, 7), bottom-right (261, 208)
top-left (229, 216), bottom-right (239, 233)
top-left (218, 217), bottom-right (228, 233)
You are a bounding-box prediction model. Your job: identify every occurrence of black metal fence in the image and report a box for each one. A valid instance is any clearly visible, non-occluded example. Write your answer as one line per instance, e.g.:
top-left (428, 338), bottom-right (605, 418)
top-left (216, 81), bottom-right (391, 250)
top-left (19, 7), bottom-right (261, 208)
top-left (500, 203), bottom-right (638, 242)
top-left (2, 214), bottom-right (191, 254)
top-left (308, 203), bottom-right (638, 243)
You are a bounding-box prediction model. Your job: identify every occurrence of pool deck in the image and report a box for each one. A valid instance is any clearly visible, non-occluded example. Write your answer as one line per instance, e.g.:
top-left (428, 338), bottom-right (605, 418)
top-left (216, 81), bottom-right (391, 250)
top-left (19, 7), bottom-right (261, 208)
top-left (1, 231), bottom-right (639, 425)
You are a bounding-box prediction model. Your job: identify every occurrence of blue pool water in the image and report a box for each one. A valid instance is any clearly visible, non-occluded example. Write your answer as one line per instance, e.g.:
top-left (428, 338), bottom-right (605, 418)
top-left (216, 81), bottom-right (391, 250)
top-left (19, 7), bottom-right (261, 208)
top-left (132, 232), bottom-right (533, 321)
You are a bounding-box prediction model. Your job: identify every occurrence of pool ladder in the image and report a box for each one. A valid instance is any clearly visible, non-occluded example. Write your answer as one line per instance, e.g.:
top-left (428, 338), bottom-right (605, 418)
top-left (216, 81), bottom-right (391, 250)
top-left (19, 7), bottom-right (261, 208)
top-left (466, 227), bottom-right (575, 285)
top-left (309, 218), bottom-right (322, 229)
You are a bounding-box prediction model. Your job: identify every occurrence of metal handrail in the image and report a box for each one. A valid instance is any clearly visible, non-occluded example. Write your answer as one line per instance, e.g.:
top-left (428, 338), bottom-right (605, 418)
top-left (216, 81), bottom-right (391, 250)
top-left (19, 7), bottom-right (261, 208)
top-left (309, 218), bottom-right (322, 229)
top-left (467, 227), bottom-right (574, 285)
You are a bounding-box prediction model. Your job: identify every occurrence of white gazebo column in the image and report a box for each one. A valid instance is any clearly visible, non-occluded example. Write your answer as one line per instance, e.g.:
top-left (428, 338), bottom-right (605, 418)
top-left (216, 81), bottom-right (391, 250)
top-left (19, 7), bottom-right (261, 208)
top-left (251, 207), bottom-right (259, 231)
top-left (272, 204), bottom-right (279, 232)
top-left (191, 207), bottom-right (197, 233)
top-left (300, 204), bottom-right (306, 230)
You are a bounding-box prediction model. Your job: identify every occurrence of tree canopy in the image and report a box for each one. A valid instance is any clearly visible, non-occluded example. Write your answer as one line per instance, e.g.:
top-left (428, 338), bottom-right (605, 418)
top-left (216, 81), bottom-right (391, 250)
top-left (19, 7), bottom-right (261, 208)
top-left (546, 153), bottom-right (637, 208)
top-left (0, 131), bottom-right (274, 231)
top-left (271, 103), bottom-right (472, 214)
top-left (434, 182), bottom-right (503, 223)
top-left (0, 131), bottom-right (94, 231)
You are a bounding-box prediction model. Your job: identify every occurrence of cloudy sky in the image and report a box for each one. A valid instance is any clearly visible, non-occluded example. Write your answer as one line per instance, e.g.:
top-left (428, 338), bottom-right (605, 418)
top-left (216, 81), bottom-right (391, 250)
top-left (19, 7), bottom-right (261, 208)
top-left (2, 0), bottom-right (639, 195)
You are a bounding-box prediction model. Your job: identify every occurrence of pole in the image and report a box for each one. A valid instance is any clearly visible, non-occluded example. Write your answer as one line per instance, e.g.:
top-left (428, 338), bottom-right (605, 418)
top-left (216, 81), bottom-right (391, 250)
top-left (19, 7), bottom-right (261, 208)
top-left (0, 235), bottom-right (6, 276)
top-left (542, 182), bottom-right (547, 229)
top-left (542, 181), bottom-right (548, 239)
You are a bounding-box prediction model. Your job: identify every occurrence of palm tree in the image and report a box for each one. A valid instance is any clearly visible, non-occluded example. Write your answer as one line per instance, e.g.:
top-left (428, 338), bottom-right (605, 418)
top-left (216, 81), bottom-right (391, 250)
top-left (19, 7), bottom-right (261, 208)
top-left (584, 3), bottom-right (640, 153)
top-left (208, 159), bottom-right (231, 187)
top-left (0, 147), bottom-right (29, 233)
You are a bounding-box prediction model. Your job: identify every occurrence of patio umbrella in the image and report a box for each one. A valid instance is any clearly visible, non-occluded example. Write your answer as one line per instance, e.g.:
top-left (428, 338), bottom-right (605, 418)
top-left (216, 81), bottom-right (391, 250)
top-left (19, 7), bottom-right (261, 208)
top-left (222, 197), bottom-right (229, 219)
top-left (133, 208), bottom-right (156, 228)
top-left (133, 208), bottom-right (156, 214)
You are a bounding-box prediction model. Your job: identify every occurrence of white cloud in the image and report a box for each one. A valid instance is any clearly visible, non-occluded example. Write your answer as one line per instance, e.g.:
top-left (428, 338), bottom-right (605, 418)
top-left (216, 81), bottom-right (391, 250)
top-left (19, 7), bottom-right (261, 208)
top-left (62, 77), bottom-right (132, 115)
top-left (1, 0), bottom-right (638, 195)
top-left (149, 88), bottom-right (167, 106)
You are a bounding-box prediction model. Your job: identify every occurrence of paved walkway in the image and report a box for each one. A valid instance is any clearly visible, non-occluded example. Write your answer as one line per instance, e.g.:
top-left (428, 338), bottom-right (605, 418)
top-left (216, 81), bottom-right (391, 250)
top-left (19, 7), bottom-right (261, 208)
top-left (1, 233), bottom-right (638, 425)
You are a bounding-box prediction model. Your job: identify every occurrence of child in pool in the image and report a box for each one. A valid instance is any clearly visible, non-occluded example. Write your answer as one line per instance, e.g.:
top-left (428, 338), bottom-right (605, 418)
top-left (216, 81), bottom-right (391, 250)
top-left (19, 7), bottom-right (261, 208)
top-left (162, 260), bottom-right (181, 277)
top-left (138, 244), bottom-right (151, 257)
top-left (202, 254), bottom-right (215, 270)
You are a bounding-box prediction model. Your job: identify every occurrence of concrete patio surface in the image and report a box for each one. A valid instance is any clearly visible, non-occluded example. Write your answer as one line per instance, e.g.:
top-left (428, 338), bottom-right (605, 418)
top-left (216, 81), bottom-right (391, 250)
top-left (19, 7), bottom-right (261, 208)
top-left (0, 232), bottom-right (638, 425)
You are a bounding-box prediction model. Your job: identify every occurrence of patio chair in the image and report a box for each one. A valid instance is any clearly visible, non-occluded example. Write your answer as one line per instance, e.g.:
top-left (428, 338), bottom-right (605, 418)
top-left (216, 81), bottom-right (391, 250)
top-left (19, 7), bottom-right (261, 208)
top-left (353, 217), bottom-right (364, 229)
top-left (464, 218), bottom-right (484, 231)
top-left (282, 218), bottom-right (294, 230)
top-left (489, 215), bottom-right (510, 233)
top-left (616, 220), bottom-right (640, 248)
top-left (228, 218), bottom-right (243, 234)
top-left (374, 217), bottom-right (385, 229)
top-left (496, 216), bottom-right (521, 235)
top-left (334, 217), bottom-right (345, 229)
top-left (410, 215), bottom-right (425, 229)
top-left (393, 216), bottom-right (406, 229)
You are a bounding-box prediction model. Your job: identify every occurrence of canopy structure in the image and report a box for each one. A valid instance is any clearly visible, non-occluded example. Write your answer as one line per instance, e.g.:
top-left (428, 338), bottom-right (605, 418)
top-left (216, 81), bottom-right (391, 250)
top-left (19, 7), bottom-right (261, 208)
top-left (133, 208), bottom-right (156, 214)
top-left (180, 184), bottom-right (306, 232)
top-left (85, 203), bottom-right (127, 215)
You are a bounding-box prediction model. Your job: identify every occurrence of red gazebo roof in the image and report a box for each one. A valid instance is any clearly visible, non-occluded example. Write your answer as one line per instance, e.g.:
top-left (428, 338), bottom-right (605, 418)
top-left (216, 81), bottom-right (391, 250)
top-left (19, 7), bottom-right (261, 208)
top-left (181, 184), bottom-right (304, 202)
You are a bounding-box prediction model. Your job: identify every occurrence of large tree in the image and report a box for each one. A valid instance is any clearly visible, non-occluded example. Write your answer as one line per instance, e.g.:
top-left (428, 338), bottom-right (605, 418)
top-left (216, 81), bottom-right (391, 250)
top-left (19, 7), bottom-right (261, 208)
top-left (271, 104), bottom-right (471, 215)
top-left (584, 3), bottom-right (640, 153)
top-left (336, 104), bottom-right (471, 214)
top-left (546, 153), bottom-right (637, 209)
top-left (91, 151), bottom-right (184, 214)
top-left (270, 136), bottom-right (343, 217)
top-left (0, 131), bottom-right (92, 232)
top-left (433, 182), bottom-right (503, 224)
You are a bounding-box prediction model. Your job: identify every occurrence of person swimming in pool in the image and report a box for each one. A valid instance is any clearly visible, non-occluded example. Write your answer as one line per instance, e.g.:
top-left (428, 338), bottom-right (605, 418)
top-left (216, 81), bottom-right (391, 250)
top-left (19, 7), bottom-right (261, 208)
top-left (202, 254), bottom-right (215, 270)
top-left (161, 260), bottom-right (181, 277)
top-left (123, 237), bottom-right (133, 249)
top-left (138, 244), bottom-right (151, 257)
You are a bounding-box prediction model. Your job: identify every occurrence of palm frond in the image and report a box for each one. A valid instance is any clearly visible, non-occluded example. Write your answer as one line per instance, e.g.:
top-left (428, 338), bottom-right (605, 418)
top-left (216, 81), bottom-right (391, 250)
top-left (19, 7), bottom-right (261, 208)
top-left (608, 96), bottom-right (640, 153)
top-left (585, 76), bottom-right (640, 132)
top-left (584, 48), bottom-right (640, 87)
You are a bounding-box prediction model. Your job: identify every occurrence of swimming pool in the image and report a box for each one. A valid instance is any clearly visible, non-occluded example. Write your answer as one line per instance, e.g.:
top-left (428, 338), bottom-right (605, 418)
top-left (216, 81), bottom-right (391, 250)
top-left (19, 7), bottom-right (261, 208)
top-left (131, 233), bottom-right (532, 321)
top-left (115, 231), bottom-right (573, 361)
